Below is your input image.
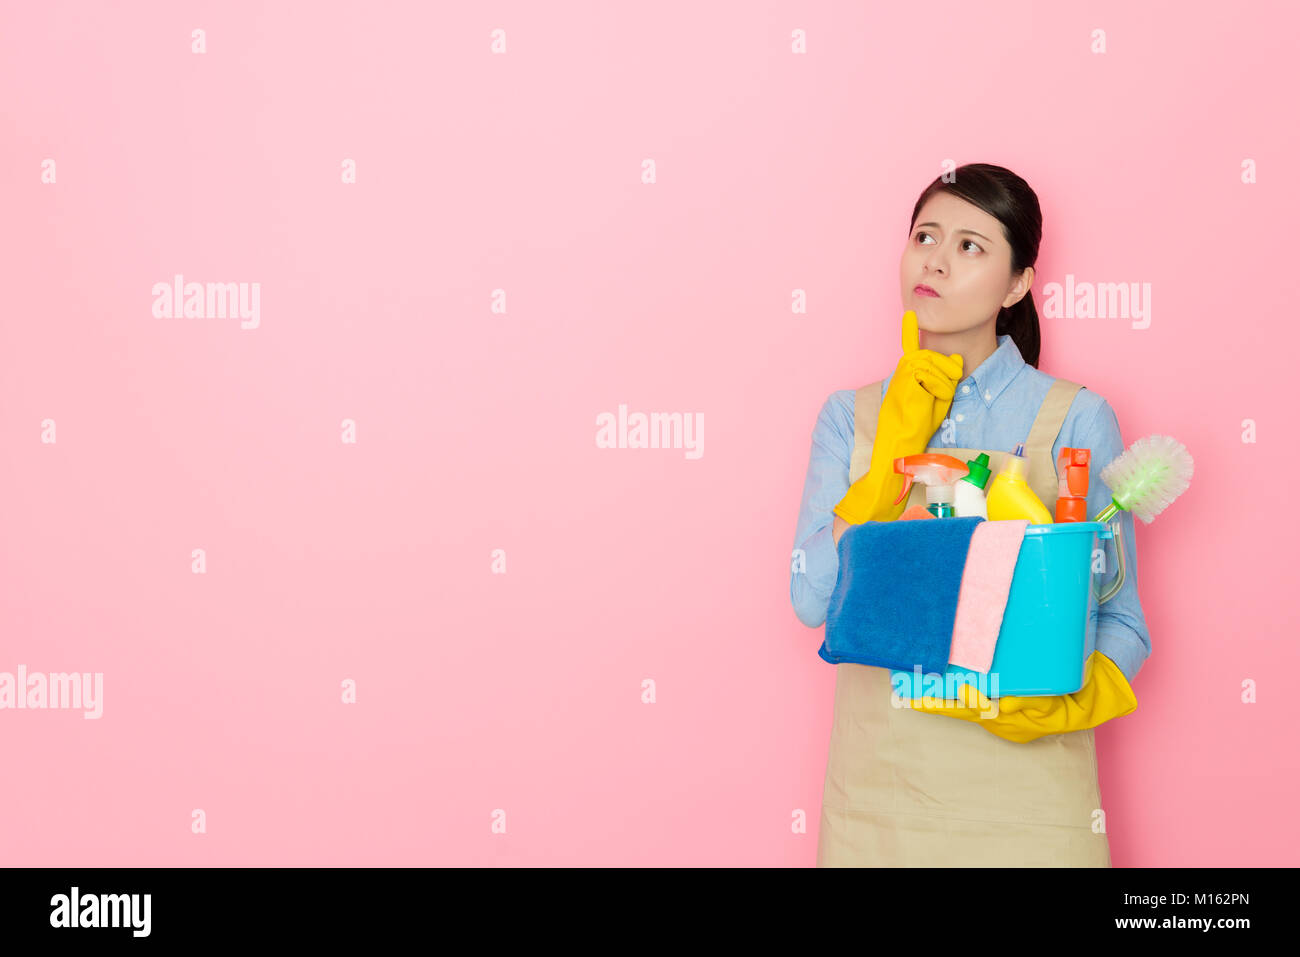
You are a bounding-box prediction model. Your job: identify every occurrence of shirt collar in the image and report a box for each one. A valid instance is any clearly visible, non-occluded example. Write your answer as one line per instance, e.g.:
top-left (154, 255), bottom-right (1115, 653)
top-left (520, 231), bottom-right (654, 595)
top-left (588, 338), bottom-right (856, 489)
top-left (960, 334), bottom-right (1026, 410)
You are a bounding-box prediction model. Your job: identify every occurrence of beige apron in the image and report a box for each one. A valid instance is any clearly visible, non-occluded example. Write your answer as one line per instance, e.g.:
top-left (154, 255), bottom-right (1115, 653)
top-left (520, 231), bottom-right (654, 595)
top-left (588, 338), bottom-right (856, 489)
top-left (816, 377), bottom-right (1111, 867)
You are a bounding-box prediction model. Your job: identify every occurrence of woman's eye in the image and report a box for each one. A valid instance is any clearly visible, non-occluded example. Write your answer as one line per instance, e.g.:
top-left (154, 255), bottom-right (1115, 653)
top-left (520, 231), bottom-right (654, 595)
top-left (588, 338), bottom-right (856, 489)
top-left (916, 232), bottom-right (981, 253)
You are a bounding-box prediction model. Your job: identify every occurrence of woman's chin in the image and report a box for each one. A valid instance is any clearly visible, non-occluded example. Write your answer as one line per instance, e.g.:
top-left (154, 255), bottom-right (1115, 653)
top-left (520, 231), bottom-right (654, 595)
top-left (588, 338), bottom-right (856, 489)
top-left (909, 303), bottom-right (946, 332)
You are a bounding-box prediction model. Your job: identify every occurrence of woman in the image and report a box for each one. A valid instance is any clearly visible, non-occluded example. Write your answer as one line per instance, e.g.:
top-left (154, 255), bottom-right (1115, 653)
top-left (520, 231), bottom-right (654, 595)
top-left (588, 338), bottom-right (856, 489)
top-left (790, 164), bottom-right (1152, 867)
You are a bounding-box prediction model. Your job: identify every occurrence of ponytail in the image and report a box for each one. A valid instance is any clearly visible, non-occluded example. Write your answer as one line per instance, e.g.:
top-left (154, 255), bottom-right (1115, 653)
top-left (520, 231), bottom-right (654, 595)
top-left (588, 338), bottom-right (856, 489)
top-left (996, 290), bottom-right (1041, 369)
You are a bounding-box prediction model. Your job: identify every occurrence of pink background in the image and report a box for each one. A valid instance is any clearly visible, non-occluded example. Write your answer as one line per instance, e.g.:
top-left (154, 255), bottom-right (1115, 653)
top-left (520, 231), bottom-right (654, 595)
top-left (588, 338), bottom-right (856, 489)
top-left (2, 0), bottom-right (1296, 866)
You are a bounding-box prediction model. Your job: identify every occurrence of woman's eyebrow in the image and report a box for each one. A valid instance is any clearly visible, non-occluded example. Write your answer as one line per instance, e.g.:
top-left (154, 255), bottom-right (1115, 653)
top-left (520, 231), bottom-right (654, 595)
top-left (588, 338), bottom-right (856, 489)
top-left (916, 222), bottom-right (993, 243)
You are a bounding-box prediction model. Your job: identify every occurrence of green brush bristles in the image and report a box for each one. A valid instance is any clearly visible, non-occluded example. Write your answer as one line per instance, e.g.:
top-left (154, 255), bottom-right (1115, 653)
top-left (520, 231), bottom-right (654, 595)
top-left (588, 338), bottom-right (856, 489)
top-left (1094, 435), bottom-right (1193, 524)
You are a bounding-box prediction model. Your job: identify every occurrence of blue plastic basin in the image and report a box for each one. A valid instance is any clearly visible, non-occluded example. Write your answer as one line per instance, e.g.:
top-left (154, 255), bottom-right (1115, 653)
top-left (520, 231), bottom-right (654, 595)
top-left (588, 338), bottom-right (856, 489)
top-left (891, 521), bottom-right (1112, 699)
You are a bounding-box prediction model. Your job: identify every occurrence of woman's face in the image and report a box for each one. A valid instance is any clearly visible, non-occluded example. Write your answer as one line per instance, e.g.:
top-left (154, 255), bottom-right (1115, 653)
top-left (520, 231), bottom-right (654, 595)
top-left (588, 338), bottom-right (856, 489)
top-left (898, 191), bottom-right (1031, 335)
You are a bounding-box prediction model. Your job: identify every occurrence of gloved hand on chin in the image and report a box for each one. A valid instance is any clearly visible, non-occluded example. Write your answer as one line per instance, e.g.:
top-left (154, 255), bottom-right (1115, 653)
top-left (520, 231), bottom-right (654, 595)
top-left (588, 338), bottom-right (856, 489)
top-left (833, 310), bottom-right (963, 525)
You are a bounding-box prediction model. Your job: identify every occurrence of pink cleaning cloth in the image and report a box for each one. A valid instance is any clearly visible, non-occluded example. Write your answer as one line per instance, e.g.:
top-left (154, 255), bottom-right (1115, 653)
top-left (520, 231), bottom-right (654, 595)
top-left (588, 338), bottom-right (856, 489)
top-left (948, 519), bottom-right (1029, 672)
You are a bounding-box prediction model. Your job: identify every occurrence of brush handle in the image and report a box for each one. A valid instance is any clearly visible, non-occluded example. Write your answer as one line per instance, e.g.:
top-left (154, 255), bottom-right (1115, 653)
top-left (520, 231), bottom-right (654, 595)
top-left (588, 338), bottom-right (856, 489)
top-left (1093, 499), bottom-right (1122, 524)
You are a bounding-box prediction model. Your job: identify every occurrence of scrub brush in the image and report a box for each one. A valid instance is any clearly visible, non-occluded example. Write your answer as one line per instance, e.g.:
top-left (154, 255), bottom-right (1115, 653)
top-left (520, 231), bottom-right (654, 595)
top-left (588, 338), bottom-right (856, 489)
top-left (1092, 435), bottom-right (1193, 524)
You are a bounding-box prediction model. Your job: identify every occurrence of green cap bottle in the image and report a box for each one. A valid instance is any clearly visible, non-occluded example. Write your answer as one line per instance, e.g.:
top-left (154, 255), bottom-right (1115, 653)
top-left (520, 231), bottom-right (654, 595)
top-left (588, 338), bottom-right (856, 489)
top-left (960, 453), bottom-right (992, 490)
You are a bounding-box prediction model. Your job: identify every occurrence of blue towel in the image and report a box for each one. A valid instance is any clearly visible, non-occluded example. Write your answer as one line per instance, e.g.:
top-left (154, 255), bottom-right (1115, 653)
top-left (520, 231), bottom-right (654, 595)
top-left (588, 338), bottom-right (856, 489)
top-left (817, 516), bottom-right (984, 673)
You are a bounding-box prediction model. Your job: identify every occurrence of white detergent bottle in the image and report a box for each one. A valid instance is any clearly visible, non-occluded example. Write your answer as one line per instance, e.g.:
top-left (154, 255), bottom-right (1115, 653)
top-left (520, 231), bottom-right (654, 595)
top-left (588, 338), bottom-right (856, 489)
top-left (953, 452), bottom-right (992, 519)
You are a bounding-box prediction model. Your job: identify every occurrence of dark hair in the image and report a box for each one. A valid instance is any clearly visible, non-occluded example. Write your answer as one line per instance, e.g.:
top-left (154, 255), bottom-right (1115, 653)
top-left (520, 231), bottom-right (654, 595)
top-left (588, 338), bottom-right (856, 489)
top-left (908, 163), bottom-right (1043, 368)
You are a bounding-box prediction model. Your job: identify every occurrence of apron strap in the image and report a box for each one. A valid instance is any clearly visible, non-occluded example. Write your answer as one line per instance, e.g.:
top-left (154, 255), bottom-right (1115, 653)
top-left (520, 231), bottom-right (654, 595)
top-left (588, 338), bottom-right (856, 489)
top-left (850, 380), bottom-right (883, 485)
top-left (1024, 378), bottom-right (1083, 460)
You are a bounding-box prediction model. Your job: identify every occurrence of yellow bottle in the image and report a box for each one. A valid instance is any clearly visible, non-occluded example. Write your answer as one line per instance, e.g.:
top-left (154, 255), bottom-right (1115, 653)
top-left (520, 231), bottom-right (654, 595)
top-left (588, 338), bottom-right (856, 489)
top-left (986, 443), bottom-right (1054, 524)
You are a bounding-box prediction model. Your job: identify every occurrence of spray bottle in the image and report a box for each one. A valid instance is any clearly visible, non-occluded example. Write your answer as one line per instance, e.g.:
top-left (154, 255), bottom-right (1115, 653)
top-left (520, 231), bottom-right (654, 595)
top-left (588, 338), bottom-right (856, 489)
top-left (1055, 447), bottom-right (1091, 523)
top-left (892, 453), bottom-right (970, 518)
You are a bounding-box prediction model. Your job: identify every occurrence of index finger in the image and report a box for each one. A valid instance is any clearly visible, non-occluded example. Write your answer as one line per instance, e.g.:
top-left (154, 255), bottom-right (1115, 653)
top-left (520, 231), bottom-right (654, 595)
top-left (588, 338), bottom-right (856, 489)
top-left (901, 310), bottom-right (918, 354)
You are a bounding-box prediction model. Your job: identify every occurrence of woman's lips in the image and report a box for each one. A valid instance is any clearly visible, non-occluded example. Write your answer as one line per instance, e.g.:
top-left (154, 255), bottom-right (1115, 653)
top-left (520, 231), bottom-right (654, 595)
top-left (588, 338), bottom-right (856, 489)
top-left (914, 284), bottom-right (940, 297)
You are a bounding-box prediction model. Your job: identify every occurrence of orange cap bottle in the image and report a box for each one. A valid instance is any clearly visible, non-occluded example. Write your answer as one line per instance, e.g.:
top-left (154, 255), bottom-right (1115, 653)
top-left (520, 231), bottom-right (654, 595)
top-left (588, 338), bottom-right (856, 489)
top-left (1055, 448), bottom-right (1090, 523)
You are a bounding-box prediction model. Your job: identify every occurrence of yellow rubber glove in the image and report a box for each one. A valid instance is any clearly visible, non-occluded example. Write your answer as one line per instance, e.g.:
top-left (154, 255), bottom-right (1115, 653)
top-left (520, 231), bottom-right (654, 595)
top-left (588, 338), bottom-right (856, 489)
top-left (833, 311), bottom-right (964, 524)
top-left (907, 651), bottom-right (1138, 743)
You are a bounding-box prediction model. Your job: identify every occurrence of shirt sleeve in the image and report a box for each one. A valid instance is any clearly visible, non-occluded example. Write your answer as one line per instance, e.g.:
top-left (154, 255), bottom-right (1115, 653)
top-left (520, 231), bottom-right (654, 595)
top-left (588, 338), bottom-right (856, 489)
top-left (1072, 397), bottom-right (1153, 684)
top-left (790, 394), bottom-right (852, 628)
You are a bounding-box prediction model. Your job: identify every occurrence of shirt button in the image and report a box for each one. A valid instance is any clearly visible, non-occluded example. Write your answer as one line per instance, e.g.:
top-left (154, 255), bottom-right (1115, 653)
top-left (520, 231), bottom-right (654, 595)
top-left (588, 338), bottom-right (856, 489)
top-left (955, 413), bottom-right (964, 422)
top-left (984, 391), bottom-right (991, 400)
top-left (962, 385), bottom-right (970, 394)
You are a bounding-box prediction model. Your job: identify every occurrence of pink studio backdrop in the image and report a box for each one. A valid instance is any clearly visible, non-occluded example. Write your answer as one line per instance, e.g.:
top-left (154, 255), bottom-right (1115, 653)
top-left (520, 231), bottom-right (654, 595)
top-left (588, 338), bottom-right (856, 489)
top-left (2, 1), bottom-right (1296, 867)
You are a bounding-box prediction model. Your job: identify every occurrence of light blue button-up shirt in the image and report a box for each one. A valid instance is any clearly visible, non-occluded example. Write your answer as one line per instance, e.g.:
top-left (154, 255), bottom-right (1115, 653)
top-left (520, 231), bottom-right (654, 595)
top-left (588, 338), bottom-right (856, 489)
top-left (790, 333), bottom-right (1152, 684)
